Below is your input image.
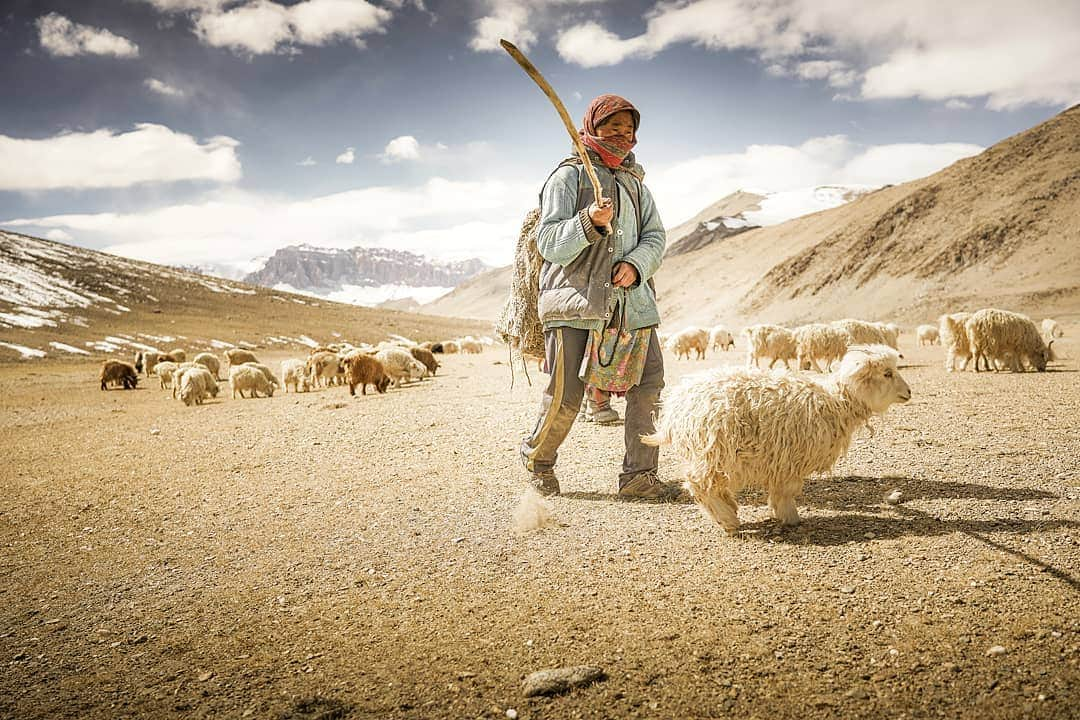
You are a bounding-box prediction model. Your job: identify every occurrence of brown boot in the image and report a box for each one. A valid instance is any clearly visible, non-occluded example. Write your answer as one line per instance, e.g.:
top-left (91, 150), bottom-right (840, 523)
top-left (528, 469), bottom-right (561, 497)
top-left (618, 471), bottom-right (680, 500)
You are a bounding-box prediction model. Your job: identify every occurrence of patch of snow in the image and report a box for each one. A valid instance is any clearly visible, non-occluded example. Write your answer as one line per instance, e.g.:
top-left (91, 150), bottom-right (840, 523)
top-left (146, 294), bottom-right (159, 302)
top-left (297, 335), bottom-right (319, 348)
top-left (0, 311), bottom-right (58, 328)
top-left (49, 341), bottom-right (90, 355)
top-left (0, 341), bottom-right (46, 358)
top-left (237, 341), bottom-right (258, 349)
top-left (104, 336), bottom-right (130, 345)
top-left (139, 333), bottom-right (176, 342)
top-left (743, 185), bottom-right (877, 227)
top-left (87, 340), bottom-right (122, 352)
top-left (209, 339), bottom-right (234, 349)
top-left (115, 304), bottom-right (131, 312)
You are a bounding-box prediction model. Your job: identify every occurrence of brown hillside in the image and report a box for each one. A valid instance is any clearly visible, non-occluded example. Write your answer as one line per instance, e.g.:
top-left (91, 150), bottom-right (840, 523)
top-left (424, 105), bottom-right (1080, 329)
top-left (0, 230), bottom-right (488, 362)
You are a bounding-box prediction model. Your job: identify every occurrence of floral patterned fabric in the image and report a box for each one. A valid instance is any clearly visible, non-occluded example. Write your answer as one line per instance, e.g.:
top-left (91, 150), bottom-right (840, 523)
top-left (579, 324), bottom-right (652, 396)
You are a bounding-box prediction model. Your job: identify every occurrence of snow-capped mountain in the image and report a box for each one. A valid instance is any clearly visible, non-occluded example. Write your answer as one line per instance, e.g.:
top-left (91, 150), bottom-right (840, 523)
top-left (667, 185), bottom-right (877, 256)
top-left (240, 245), bottom-right (490, 307)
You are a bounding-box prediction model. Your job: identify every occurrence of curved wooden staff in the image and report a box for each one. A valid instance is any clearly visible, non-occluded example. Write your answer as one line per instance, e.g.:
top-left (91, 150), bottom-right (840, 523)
top-left (500, 39), bottom-right (612, 234)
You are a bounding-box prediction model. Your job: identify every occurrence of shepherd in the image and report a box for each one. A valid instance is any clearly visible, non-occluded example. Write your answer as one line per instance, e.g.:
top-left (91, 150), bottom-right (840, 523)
top-left (518, 93), bottom-right (676, 500)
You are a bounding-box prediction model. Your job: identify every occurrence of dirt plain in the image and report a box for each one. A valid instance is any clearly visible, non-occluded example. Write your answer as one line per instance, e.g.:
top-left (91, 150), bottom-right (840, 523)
top-left (1, 338), bottom-right (1078, 720)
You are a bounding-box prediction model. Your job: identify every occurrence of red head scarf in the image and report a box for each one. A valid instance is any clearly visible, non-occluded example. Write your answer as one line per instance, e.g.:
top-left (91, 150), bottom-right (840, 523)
top-left (580, 94), bottom-right (640, 169)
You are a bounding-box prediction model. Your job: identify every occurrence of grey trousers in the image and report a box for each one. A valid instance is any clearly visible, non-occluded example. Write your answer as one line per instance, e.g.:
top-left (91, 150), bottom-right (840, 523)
top-left (520, 326), bottom-right (664, 487)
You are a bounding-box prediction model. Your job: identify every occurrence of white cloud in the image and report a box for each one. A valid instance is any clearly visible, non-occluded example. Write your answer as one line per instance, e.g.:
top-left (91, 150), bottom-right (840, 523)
top-left (45, 229), bottom-right (74, 242)
top-left (335, 147), bottom-right (356, 164)
top-left (2, 178), bottom-right (536, 269)
top-left (190, 0), bottom-right (391, 55)
top-left (298, 156), bottom-right (317, 166)
top-left (36, 13), bottom-right (139, 58)
top-left (379, 135), bottom-right (421, 163)
top-left (945, 99), bottom-right (972, 110)
top-left (552, 0), bottom-right (1080, 109)
top-left (469, 1), bottom-right (604, 53)
top-left (0, 124), bottom-right (241, 191)
top-left (145, 78), bottom-right (185, 97)
top-left (649, 134), bottom-right (983, 226)
top-left (469, 3), bottom-right (535, 52)
top-left (139, 0), bottom-right (226, 10)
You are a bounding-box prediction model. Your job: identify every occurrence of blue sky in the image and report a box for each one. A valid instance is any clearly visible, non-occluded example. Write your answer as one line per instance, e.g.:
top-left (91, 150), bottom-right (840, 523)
top-left (1, 0), bottom-right (1077, 271)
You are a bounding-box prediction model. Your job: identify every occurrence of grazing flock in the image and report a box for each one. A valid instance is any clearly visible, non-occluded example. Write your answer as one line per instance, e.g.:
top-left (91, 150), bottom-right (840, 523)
top-left (95, 309), bottom-right (1064, 535)
top-left (97, 335), bottom-right (494, 403)
top-left (649, 308), bottom-right (1063, 534)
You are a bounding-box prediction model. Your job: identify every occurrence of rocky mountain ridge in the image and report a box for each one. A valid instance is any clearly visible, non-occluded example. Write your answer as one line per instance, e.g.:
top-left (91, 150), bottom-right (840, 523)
top-left (244, 245), bottom-right (489, 292)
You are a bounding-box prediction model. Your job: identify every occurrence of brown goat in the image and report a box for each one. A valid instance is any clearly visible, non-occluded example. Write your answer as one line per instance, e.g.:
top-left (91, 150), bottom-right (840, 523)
top-left (100, 360), bottom-right (139, 390)
top-left (345, 354), bottom-right (390, 396)
top-left (224, 348), bottom-right (258, 367)
top-left (162, 348), bottom-right (186, 363)
top-left (409, 347), bottom-right (440, 376)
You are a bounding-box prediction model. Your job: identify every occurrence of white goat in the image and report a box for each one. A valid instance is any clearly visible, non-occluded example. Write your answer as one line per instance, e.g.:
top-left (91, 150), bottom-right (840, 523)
top-left (179, 367), bottom-right (219, 407)
top-left (1042, 318), bottom-right (1064, 340)
top-left (192, 352), bottom-right (221, 379)
top-left (280, 359), bottom-right (312, 393)
top-left (644, 345), bottom-right (910, 535)
top-left (375, 347), bottom-right (428, 388)
top-left (709, 326), bottom-right (736, 352)
top-left (793, 324), bottom-right (849, 372)
top-left (230, 365), bottom-right (275, 398)
top-left (916, 324), bottom-right (939, 346)
top-left (743, 324), bottom-right (796, 369)
top-left (938, 312), bottom-right (972, 372)
top-left (966, 308), bottom-right (1053, 373)
top-left (666, 327), bottom-right (709, 360)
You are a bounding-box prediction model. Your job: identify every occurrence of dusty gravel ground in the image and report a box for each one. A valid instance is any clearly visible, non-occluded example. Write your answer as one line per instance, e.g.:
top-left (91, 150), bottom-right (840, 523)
top-left (1, 340), bottom-right (1078, 719)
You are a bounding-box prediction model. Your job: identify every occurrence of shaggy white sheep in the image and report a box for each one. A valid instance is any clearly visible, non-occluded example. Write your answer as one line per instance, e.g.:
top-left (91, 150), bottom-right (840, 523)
top-left (241, 361), bottom-right (280, 388)
top-left (154, 361), bottom-right (179, 389)
top-left (441, 340), bottom-right (460, 354)
top-left (375, 347), bottom-right (428, 388)
top-left (306, 351), bottom-right (342, 388)
top-left (171, 363), bottom-right (197, 399)
top-left (793, 324), bottom-right (849, 372)
top-left (179, 367), bottom-right (219, 406)
top-left (192, 352), bottom-right (221, 379)
top-left (966, 308), bottom-right (1053, 373)
top-left (666, 327), bottom-right (709, 360)
top-left (875, 322), bottom-right (901, 349)
top-left (1042, 318), bottom-right (1064, 340)
top-left (280, 359), bottom-right (312, 393)
top-left (938, 312), bottom-right (972, 371)
top-left (230, 365), bottom-right (275, 398)
top-left (644, 345), bottom-right (911, 534)
top-left (916, 324), bottom-right (940, 346)
top-left (460, 338), bottom-right (484, 354)
top-left (709, 326), bottom-right (736, 352)
top-left (743, 324), bottom-right (796, 369)
top-left (831, 319), bottom-right (893, 348)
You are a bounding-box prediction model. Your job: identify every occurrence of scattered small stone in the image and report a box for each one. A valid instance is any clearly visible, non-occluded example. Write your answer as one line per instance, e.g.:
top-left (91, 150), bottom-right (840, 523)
top-left (884, 489), bottom-right (903, 505)
top-left (149, 429), bottom-right (160, 436)
top-left (845, 688), bottom-right (871, 700)
top-left (506, 710), bottom-right (518, 719)
top-left (197, 671), bottom-right (214, 682)
top-left (452, 537), bottom-right (465, 544)
top-left (839, 586), bottom-right (856, 594)
top-left (864, 532), bottom-right (876, 539)
top-left (986, 645), bottom-right (1007, 657)
top-left (522, 666), bottom-right (606, 697)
